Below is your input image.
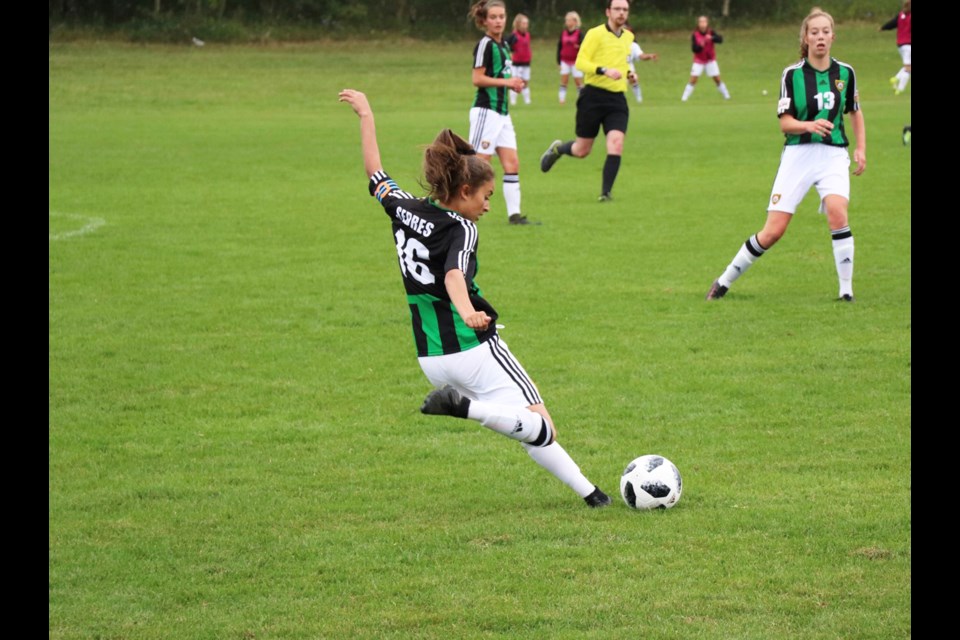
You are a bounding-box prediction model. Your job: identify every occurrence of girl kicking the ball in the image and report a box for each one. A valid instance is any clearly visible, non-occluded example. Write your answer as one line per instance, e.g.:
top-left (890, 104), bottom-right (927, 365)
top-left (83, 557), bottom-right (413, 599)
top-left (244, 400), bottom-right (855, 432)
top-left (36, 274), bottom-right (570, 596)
top-left (338, 88), bottom-right (611, 508)
top-left (705, 7), bottom-right (866, 302)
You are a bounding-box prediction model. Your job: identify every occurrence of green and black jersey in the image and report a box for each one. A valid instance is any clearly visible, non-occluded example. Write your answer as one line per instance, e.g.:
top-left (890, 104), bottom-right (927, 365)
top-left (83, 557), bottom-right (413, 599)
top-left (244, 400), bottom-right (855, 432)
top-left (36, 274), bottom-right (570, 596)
top-left (472, 35), bottom-right (513, 115)
top-left (369, 170), bottom-right (499, 358)
top-left (777, 58), bottom-right (859, 146)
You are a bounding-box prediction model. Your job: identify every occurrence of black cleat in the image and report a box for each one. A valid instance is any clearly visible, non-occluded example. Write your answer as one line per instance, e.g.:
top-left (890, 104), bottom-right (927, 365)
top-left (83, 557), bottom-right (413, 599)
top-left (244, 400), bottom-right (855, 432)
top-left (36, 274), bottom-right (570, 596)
top-left (420, 385), bottom-right (469, 418)
top-left (838, 294), bottom-right (855, 302)
top-left (902, 125), bottom-right (911, 146)
top-left (540, 139), bottom-right (563, 173)
top-left (584, 486), bottom-right (612, 508)
top-left (509, 214), bottom-right (541, 226)
top-left (706, 279), bottom-right (728, 300)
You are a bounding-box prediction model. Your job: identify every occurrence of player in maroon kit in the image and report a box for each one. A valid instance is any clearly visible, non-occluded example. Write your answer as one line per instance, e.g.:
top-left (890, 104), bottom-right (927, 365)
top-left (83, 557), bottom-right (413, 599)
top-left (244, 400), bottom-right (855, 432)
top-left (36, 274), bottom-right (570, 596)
top-left (880, 1), bottom-right (911, 95)
top-left (680, 15), bottom-right (730, 102)
top-left (556, 11), bottom-right (584, 104)
top-left (505, 13), bottom-right (532, 105)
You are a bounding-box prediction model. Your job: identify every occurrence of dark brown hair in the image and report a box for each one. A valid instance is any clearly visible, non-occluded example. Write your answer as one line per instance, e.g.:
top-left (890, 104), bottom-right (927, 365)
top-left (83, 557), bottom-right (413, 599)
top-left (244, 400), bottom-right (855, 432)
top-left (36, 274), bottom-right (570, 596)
top-left (422, 130), bottom-right (494, 204)
top-left (468, 0), bottom-right (506, 30)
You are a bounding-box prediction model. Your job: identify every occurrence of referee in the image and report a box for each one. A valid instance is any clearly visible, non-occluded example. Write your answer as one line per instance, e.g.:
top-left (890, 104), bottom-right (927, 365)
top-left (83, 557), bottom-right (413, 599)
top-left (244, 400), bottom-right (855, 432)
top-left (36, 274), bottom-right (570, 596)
top-left (540, 0), bottom-right (634, 201)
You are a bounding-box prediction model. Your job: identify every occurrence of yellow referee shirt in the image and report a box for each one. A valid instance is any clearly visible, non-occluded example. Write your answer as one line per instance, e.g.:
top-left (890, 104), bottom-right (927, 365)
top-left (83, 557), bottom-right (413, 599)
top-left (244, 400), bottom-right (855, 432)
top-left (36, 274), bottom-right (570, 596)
top-left (575, 23), bottom-right (635, 93)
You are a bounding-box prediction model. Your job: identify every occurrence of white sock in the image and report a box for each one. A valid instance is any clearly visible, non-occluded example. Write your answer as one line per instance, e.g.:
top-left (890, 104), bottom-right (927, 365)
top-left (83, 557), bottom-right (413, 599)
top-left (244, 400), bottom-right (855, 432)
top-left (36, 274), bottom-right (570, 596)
top-left (503, 174), bottom-right (521, 216)
top-left (467, 401), bottom-right (553, 445)
top-left (523, 441), bottom-right (597, 497)
top-left (832, 228), bottom-right (854, 297)
top-left (631, 83), bottom-right (642, 102)
top-left (509, 90), bottom-right (517, 105)
top-left (559, 85), bottom-right (567, 103)
top-left (897, 70), bottom-right (910, 92)
top-left (719, 234), bottom-right (766, 287)
top-left (522, 87), bottom-right (531, 104)
top-left (681, 83), bottom-right (695, 101)
top-left (718, 82), bottom-right (730, 99)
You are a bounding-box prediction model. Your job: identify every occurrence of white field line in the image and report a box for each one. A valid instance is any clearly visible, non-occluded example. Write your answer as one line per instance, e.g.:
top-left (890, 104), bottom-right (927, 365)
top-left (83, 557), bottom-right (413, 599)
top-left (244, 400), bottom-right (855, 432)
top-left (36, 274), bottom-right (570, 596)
top-left (49, 212), bottom-right (106, 241)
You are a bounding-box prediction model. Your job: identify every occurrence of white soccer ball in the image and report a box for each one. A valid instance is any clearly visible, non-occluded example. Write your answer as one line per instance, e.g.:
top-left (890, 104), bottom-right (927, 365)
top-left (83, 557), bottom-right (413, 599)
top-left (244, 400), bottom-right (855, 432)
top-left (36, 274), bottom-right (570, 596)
top-left (762, 89), bottom-right (768, 96)
top-left (620, 454), bottom-right (682, 510)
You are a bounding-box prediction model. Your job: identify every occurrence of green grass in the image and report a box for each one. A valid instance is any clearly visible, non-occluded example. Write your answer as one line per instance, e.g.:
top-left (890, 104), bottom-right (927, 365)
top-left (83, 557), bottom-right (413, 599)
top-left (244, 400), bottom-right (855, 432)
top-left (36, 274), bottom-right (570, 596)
top-left (50, 24), bottom-right (910, 640)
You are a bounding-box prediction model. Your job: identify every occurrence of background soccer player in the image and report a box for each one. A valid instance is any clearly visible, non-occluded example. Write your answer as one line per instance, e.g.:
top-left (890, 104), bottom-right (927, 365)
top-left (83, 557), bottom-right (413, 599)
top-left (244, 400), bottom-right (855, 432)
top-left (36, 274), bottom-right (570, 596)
top-left (539, 0), bottom-right (635, 202)
top-left (625, 23), bottom-right (658, 103)
top-left (879, 1), bottom-right (911, 95)
top-left (505, 13), bottom-right (532, 106)
top-left (467, 0), bottom-right (535, 225)
top-left (338, 88), bottom-right (612, 508)
top-left (680, 15), bottom-right (731, 102)
top-left (556, 11), bottom-right (584, 104)
top-left (705, 8), bottom-right (866, 302)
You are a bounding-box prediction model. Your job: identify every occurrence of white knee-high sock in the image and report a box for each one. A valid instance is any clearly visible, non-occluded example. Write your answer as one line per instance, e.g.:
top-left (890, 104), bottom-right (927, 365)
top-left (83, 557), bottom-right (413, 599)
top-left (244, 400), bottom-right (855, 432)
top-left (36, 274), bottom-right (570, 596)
top-left (897, 69), bottom-right (910, 91)
top-left (832, 227), bottom-right (854, 297)
top-left (467, 401), bottom-right (554, 446)
top-left (509, 89), bottom-right (517, 105)
top-left (718, 234), bottom-right (767, 288)
top-left (559, 85), bottom-right (567, 103)
top-left (718, 82), bottom-right (730, 99)
top-left (521, 87), bottom-right (531, 104)
top-left (523, 441), bottom-right (597, 497)
top-left (631, 82), bottom-right (642, 102)
top-left (503, 173), bottom-right (521, 216)
top-left (681, 83), bottom-right (695, 101)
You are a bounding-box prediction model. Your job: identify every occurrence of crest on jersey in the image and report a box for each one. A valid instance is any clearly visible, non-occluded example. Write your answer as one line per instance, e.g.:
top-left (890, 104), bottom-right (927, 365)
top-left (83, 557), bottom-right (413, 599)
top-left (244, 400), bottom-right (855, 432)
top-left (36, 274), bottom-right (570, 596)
top-left (481, 140), bottom-right (491, 150)
top-left (771, 194), bottom-right (781, 205)
top-left (835, 79), bottom-right (845, 91)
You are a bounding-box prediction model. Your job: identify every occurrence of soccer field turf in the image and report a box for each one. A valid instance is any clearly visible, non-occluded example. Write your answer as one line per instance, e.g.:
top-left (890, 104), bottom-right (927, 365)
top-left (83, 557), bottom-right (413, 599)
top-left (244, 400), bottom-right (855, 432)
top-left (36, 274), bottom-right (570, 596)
top-left (50, 25), bottom-right (910, 639)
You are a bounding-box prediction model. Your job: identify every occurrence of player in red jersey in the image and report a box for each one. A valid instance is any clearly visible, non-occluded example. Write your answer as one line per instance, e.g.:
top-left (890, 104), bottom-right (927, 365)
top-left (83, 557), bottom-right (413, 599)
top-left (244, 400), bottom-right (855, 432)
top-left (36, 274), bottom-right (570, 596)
top-left (556, 11), bottom-right (584, 104)
top-left (680, 15), bottom-right (730, 102)
top-left (880, 1), bottom-right (911, 95)
top-left (505, 13), bottom-right (532, 105)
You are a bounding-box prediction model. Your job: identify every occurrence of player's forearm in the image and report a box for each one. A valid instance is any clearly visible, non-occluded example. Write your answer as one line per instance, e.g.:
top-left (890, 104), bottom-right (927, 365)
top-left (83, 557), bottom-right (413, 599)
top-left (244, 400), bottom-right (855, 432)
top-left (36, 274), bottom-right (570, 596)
top-left (778, 114), bottom-right (814, 136)
top-left (444, 270), bottom-right (476, 318)
top-left (357, 112), bottom-right (383, 178)
top-left (850, 110), bottom-right (866, 153)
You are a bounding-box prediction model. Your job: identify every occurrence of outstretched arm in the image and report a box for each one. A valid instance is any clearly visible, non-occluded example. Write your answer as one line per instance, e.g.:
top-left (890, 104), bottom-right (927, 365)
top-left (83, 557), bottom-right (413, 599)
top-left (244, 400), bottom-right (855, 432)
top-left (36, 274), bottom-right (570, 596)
top-left (338, 89), bottom-right (382, 179)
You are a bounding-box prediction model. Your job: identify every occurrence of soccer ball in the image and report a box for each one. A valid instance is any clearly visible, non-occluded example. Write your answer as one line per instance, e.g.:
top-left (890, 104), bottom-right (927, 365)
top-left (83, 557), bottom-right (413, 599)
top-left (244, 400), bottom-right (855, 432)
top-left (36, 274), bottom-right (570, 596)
top-left (620, 454), bottom-right (682, 510)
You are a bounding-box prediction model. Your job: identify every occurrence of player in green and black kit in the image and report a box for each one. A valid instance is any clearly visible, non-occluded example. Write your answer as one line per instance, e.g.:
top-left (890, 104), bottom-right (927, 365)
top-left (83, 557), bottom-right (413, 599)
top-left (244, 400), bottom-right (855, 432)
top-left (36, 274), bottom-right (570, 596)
top-left (706, 8), bottom-right (866, 302)
top-left (468, 0), bottom-right (535, 225)
top-left (339, 88), bottom-right (611, 508)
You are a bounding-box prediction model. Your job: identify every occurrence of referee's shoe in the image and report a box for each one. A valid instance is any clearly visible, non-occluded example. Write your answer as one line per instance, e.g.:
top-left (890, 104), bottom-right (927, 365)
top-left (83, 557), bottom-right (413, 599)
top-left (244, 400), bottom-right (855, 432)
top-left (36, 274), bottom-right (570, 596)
top-left (540, 140), bottom-right (563, 172)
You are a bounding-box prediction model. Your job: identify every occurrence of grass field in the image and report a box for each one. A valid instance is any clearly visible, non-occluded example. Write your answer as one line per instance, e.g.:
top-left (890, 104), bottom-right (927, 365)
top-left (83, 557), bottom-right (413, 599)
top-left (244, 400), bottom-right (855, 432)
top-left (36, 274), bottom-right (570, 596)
top-left (50, 22), bottom-right (910, 640)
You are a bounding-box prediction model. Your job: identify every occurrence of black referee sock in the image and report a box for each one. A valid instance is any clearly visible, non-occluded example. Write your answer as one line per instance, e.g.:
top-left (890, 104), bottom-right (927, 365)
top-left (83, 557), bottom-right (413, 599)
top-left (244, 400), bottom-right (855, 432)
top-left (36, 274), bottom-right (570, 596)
top-left (601, 154), bottom-right (621, 195)
top-left (557, 140), bottom-right (575, 155)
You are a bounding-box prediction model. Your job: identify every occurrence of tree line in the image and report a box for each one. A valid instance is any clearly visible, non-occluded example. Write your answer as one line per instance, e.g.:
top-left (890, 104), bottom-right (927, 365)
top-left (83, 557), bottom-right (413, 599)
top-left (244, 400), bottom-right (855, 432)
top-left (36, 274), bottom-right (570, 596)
top-left (49, 1), bottom-right (896, 36)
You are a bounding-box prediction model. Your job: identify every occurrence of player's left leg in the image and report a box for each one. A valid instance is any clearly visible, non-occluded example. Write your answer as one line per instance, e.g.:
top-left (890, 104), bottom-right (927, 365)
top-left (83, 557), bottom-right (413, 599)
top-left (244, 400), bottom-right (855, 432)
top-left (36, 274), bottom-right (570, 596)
top-left (823, 195), bottom-right (855, 301)
top-left (709, 63), bottom-right (730, 99)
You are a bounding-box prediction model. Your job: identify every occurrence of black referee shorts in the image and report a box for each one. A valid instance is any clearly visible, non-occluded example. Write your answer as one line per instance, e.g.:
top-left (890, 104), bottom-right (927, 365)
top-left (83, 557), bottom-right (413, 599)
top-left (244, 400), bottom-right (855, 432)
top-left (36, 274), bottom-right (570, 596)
top-left (575, 85), bottom-right (629, 139)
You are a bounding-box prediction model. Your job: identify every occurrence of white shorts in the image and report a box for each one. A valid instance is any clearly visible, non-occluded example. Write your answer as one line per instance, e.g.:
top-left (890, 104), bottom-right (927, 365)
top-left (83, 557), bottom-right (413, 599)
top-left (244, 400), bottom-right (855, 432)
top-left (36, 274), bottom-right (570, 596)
top-left (418, 334), bottom-right (543, 407)
top-left (768, 144), bottom-right (851, 214)
top-left (512, 64), bottom-right (531, 82)
top-left (559, 61), bottom-right (584, 78)
top-left (898, 44), bottom-right (911, 65)
top-left (468, 107), bottom-right (517, 155)
top-left (690, 60), bottom-right (721, 77)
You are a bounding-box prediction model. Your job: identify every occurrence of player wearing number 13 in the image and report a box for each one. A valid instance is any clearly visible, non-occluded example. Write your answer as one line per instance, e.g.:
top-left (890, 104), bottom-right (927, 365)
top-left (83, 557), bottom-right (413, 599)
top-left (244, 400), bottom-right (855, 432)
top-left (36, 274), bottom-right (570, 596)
top-left (338, 88), bottom-right (611, 509)
top-left (705, 8), bottom-right (866, 302)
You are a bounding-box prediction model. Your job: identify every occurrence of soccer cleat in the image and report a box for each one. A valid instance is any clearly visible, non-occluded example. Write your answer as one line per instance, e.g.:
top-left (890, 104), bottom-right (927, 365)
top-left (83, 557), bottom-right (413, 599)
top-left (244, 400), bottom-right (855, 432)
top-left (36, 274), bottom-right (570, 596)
top-left (509, 214), bottom-right (541, 226)
top-left (540, 139), bottom-right (563, 173)
top-left (597, 193), bottom-right (612, 202)
top-left (902, 125), bottom-right (911, 145)
top-left (705, 279), bottom-right (728, 300)
top-left (420, 385), bottom-right (470, 418)
top-left (838, 294), bottom-right (855, 303)
top-left (584, 486), bottom-right (612, 508)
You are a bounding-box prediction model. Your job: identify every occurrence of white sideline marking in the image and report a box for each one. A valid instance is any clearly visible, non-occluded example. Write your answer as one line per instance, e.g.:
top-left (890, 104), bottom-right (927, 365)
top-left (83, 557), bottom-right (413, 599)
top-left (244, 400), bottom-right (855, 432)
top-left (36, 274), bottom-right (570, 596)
top-left (49, 212), bottom-right (105, 241)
